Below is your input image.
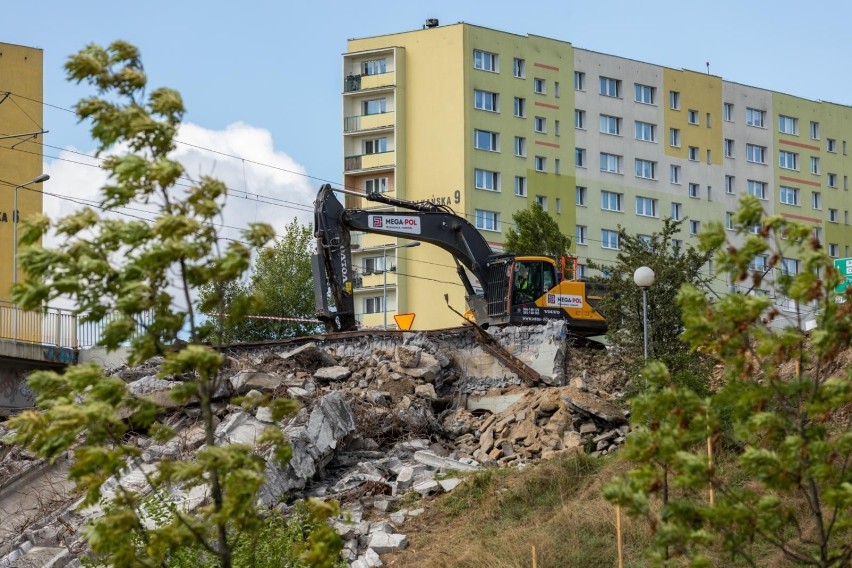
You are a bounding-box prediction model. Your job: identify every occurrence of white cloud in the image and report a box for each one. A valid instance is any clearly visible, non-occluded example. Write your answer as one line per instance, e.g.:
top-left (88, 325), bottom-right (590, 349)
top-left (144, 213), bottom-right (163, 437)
top-left (43, 122), bottom-right (316, 248)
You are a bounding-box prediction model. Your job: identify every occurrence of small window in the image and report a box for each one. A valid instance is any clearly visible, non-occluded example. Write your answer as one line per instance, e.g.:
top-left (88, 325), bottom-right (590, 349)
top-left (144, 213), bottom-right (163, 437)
top-left (365, 177), bottom-right (388, 193)
top-left (778, 115), bottom-right (798, 135)
top-left (554, 158), bottom-right (561, 174)
top-left (474, 168), bottom-right (500, 191)
top-left (635, 121), bottom-right (656, 142)
top-left (600, 153), bottom-right (622, 174)
top-left (828, 208), bottom-right (838, 223)
top-left (748, 180), bottom-right (767, 200)
top-left (475, 209), bottom-right (500, 232)
top-left (555, 197), bottom-right (561, 213)
top-left (599, 76), bottom-right (621, 97)
top-left (689, 220), bottom-right (701, 235)
top-left (534, 78), bottom-right (546, 94)
top-left (747, 144), bottom-right (767, 164)
top-left (723, 102), bottom-right (734, 121)
top-left (600, 114), bottom-right (621, 135)
top-left (513, 58), bottom-right (525, 78)
top-left (554, 82), bottom-right (560, 98)
top-left (554, 120), bottom-right (560, 136)
top-left (689, 183), bottom-right (700, 198)
top-left (827, 138), bottom-right (837, 152)
top-left (364, 137), bottom-right (388, 154)
top-left (688, 146), bottom-right (699, 161)
top-left (535, 195), bottom-right (548, 210)
top-left (829, 243), bottom-right (839, 258)
top-left (534, 156), bottom-right (546, 172)
top-left (669, 128), bottom-right (680, 147)
top-left (601, 190), bottom-right (623, 212)
top-left (473, 49), bottom-right (498, 72)
top-left (671, 202), bottom-right (682, 221)
top-left (811, 191), bottom-right (822, 210)
top-left (514, 136), bottom-right (526, 157)
top-left (809, 121), bottom-right (820, 140)
top-left (574, 71), bottom-right (585, 91)
top-left (746, 108), bottom-right (766, 128)
top-left (576, 186), bottom-right (587, 206)
top-left (474, 90), bottom-right (498, 112)
top-left (670, 165), bottom-right (681, 184)
top-left (361, 59), bottom-right (387, 76)
top-left (725, 212), bottom-right (734, 230)
top-left (669, 90), bottom-right (680, 110)
top-left (576, 225), bottom-right (587, 245)
top-left (362, 98), bottom-right (387, 115)
top-left (601, 229), bottom-right (620, 250)
top-left (364, 296), bottom-right (384, 314)
top-left (636, 196), bottom-right (658, 217)
top-left (725, 175), bottom-right (735, 194)
top-left (687, 109), bottom-right (699, 124)
top-left (513, 97), bottom-right (526, 117)
top-left (724, 139), bottom-right (734, 158)
top-left (634, 83), bottom-right (655, 104)
top-left (474, 129), bottom-right (499, 151)
top-left (575, 148), bottom-right (586, 167)
top-left (828, 173), bottom-right (837, 187)
top-left (574, 109), bottom-right (586, 129)
top-left (779, 186), bottom-right (799, 206)
top-left (534, 116), bottom-right (547, 133)
top-left (810, 156), bottom-right (820, 175)
top-left (635, 159), bottom-right (657, 180)
top-left (514, 176), bottom-right (527, 197)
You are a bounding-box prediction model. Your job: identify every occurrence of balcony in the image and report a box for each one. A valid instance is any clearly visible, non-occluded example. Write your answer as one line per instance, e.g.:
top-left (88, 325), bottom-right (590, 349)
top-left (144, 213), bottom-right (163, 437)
top-left (343, 71), bottom-right (395, 93)
top-left (344, 111), bottom-right (395, 133)
top-left (344, 151), bottom-right (396, 172)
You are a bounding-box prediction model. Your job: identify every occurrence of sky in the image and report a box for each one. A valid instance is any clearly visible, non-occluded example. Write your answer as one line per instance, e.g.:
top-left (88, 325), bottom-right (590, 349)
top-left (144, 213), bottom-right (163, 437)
top-left (2, 0), bottom-right (852, 243)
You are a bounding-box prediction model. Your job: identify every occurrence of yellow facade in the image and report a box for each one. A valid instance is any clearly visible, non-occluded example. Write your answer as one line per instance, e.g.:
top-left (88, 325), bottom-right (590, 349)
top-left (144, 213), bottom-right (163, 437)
top-left (0, 42), bottom-right (45, 304)
top-left (663, 68), bottom-right (723, 164)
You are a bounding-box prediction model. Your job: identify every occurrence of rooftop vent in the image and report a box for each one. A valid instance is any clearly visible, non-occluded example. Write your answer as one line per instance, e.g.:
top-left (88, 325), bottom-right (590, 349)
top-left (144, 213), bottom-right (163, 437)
top-left (424, 18), bottom-right (439, 28)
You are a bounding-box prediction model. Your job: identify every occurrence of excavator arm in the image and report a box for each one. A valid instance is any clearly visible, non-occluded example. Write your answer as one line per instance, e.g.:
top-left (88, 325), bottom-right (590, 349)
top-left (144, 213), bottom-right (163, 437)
top-left (313, 184), bottom-right (495, 332)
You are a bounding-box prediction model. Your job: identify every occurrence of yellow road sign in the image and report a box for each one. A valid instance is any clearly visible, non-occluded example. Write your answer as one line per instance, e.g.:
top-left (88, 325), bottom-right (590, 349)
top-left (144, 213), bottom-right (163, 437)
top-left (394, 313), bottom-right (415, 331)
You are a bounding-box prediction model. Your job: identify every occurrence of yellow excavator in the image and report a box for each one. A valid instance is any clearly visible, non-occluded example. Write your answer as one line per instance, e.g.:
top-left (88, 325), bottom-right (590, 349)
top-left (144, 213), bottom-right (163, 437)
top-left (312, 184), bottom-right (606, 338)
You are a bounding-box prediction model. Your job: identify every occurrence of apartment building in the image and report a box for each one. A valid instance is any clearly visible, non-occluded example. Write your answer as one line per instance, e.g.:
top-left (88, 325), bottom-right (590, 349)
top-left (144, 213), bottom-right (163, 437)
top-left (0, 42), bottom-right (45, 303)
top-left (342, 22), bottom-right (852, 330)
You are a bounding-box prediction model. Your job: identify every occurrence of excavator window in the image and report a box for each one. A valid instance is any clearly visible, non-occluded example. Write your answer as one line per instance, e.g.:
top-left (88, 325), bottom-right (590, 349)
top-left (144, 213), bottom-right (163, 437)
top-left (513, 261), bottom-right (556, 304)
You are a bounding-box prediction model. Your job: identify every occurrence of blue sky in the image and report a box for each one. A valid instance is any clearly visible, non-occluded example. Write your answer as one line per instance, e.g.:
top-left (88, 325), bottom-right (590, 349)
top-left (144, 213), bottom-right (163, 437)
top-left (2, 0), bottom-right (851, 237)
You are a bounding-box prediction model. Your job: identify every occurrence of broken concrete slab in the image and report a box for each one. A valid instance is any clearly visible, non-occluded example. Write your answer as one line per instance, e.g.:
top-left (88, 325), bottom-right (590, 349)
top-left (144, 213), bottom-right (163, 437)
top-left (561, 387), bottom-right (627, 424)
top-left (368, 532), bottom-right (409, 554)
top-left (313, 366), bottom-right (352, 382)
top-left (278, 342), bottom-right (338, 368)
top-left (229, 371), bottom-right (284, 394)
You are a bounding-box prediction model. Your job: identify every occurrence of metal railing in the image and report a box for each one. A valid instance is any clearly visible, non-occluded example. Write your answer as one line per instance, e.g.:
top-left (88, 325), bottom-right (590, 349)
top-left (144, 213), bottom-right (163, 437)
top-left (0, 302), bottom-right (155, 350)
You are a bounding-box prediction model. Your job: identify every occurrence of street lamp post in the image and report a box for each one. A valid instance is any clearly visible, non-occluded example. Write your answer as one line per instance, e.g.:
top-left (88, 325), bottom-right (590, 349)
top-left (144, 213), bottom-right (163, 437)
top-left (382, 241), bottom-right (420, 329)
top-left (633, 266), bottom-right (655, 361)
top-left (13, 174), bottom-right (50, 288)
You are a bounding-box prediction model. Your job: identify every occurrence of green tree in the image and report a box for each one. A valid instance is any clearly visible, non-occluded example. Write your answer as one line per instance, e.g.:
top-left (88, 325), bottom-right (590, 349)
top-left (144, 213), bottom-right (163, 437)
top-left (587, 218), bottom-right (715, 391)
top-left (605, 196), bottom-right (852, 567)
top-left (4, 41), bottom-right (341, 567)
top-left (200, 218), bottom-right (321, 342)
top-left (503, 202), bottom-right (572, 259)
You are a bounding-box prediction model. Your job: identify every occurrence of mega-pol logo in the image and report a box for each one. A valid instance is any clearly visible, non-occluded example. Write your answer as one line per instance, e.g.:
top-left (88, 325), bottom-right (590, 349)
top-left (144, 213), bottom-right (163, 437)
top-left (367, 215), bottom-right (422, 234)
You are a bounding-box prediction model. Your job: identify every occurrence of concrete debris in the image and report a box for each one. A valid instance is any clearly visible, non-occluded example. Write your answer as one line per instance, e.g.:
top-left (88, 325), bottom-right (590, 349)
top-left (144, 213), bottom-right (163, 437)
top-left (1, 324), bottom-right (630, 568)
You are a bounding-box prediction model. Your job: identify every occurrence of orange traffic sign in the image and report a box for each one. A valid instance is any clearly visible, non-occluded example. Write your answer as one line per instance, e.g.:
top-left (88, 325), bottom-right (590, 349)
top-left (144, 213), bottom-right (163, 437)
top-left (394, 313), bottom-right (415, 331)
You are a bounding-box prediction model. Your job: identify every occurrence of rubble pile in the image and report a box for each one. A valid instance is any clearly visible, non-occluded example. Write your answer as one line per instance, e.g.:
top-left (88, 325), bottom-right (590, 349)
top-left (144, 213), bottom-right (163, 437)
top-left (0, 329), bottom-right (628, 567)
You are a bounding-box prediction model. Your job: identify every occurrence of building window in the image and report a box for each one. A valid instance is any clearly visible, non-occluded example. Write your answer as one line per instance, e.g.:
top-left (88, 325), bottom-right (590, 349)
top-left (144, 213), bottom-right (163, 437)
top-left (575, 147), bottom-right (586, 167)
top-left (600, 152), bottom-right (623, 173)
top-left (554, 82), bottom-right (561, 98)
top-left (364, 137), bottom-right (388, 154)
top-left (635, 121), bottom-right (656, 142)
top-left (689, 182), bottom-right (700, 198)
top-left (810, 156), bottom-right (820, 174)
top-left (636, 196), bottom-right (658, 217)
top-left (363, 98), bottom-right (387, 115)
top-left (724, 139), bottom-right (735, 158)
top-left (576, 186), bottom-right (587, 206)
top-left (748, 180), bottom-right (767, 200)
top-left (364, 296), bottom-right (383, 314)
top-left (474, 90), bottom-right (498, 112)
top-left (601, 190), bottom-right (623, 212)
top-left (475, 168), bottom-right (500, 191)
top-left (473, 49), bottom-right (498, 72)
top-left (365, 177), bottom-right (388, 193)
top-left (513, 97), bottom-right (526, 117)
top-left (599, 114), bottom-right (621, 135)
top-left (513, 58), bottom-right (525, 78)
top-left (723, 102), bottom-right (734, 121)
top-left (670, 164), bottom-right (681, 184)
top-left (669, 127), bottom-right (680, 147)
top-left (534, 156), bottom-right (547, 172)
top-left (535, 195), bottom-right (548, 210)
top-left (828, 173), bottom-right (837, 187)
top-left (671, 202), bottom-right (682, 221)
top-left (810, 121), bottom-right (820, 139)
top-left (554, 158), bottom-right (561, 174)
top-left (812, 191), bottom-right (822, 209)
top-left (534, 116), bottom-right (547, 133)
top-left (575, 109), bottom-right (586, 129)
top-left (574, 71), bottom-right (585, 90)
top-left (746, 107), bottom-right (766, 128)
top-left (828, 208), bottom-right (838, 223)
top-left (635, 159), bottom-right (657, 179)
top-left (554, 120), bottom-right (561, 136)
top-left (725, 175), bottom-right (735, 194)
top-left (514, 136), bottom-right (526, 157)
top-left (534, 78), bottom-right (546, 94)
top-left (634, 83), bottom-right (655, 104)
top-left (778, 115), bottom-right (798, 135)
top-left (689, 220), bottom-right (701, 235)
top-left (687, 109), bottom-right (699, 124)
top-left (361, 59), bottom-right (387, 75)
top-left (777, 150), bottom-right (798, 170)
top-left (599, 76), bottom-right (621, 97)
top-left (363, 256), bottom-right (387, 274)
top-left (779, 185), bottom-right (799, 206)
top-left (474, 129), bottom-right (499, 151)
top-left (601, 229), bottom-right (620, 250)
top-left (781, 258), bottom-right (800, 275)
top-left (827, 138), bottom-right (837, 152)
top-left (688, 146), bottom-right (699, 161)
top-left (669, 90), bottom-right (680, 110)
top-left (750, 255), bottom-right (768, 272)
top-left (725, 212), bottom-right (734, 230)
top-left (576, 225), bottom-right (587, 245)
top-left (746, 143), bottom-right (767, 163)
top-left (514, 176), bottom-right (527, 197)
top-left (475, 209), bottom-right (500, 231)
top-left (829, 243), bottom-right (839, 258)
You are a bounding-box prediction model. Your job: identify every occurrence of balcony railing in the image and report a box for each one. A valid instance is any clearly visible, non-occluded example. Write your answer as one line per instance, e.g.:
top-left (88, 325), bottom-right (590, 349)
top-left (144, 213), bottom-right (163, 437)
top-left (344, 111), bottom-right (395, 133)
top-left (343, 71), bottom-right (395, 93)
top-left (344, 151), bottom-right (396, 172)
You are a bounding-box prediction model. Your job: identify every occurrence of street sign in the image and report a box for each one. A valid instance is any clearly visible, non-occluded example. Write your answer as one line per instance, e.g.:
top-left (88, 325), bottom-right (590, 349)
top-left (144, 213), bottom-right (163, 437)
top-left (394, 313), bottom-right (415, 331)
top-left (834, 257), bottom-right (852, 293)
